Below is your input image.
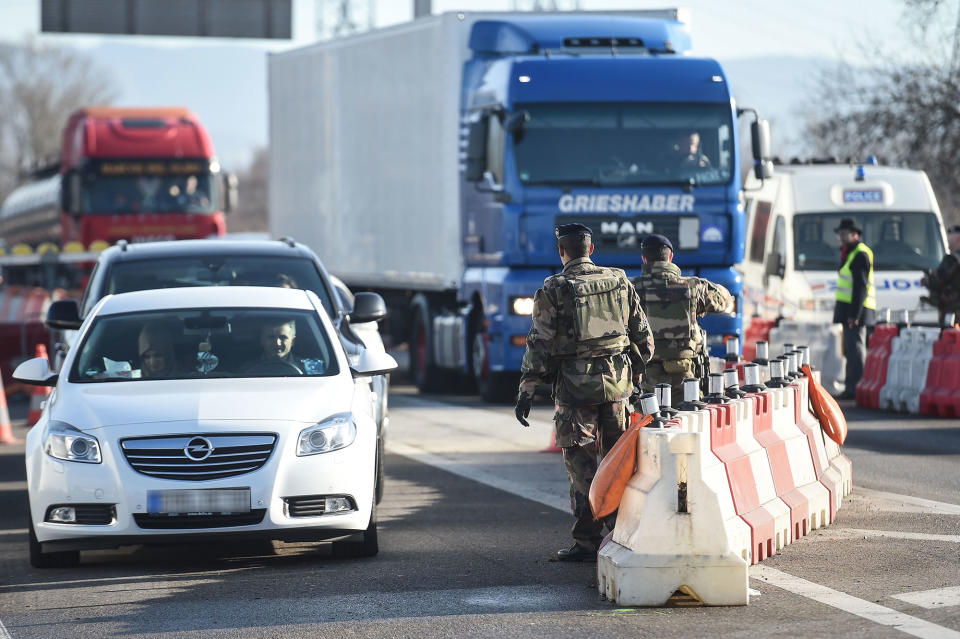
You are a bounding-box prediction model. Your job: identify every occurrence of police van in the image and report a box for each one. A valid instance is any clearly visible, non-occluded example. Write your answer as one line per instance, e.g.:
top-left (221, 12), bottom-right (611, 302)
top-left (740, 160), bottom-right (948, 324)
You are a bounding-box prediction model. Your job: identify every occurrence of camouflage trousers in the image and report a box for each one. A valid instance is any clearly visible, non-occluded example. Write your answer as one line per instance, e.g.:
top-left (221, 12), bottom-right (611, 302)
top-left (640, 358), bottom-right (697, 405)
top-left (554, 400), bottom-right (627, 546)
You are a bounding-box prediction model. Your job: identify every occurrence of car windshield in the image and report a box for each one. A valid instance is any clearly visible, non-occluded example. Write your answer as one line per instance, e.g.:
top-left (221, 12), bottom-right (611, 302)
top-left (793, 212), bottom-right (944, 271)
top-left (70, 308), bottom-right (339, 382)
top-left (81, 173), bottom-right (218, 214)
top-left (512, 102), bottom-right (734, 186)
top-left (104, 256), bottom-right (338, 319)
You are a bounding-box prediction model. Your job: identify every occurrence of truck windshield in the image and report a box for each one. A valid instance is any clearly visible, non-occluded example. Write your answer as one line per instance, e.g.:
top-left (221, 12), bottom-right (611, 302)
top-left (81, 173), bottom-right (218, 214)
top-left (793, 212), bottom-right (944, 271)
top-left (512, 102), bottom-right (733, 186)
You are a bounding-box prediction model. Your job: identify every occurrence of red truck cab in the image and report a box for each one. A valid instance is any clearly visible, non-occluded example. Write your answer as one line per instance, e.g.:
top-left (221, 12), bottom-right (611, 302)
top-left (59, 107), bottom-right (232, 248)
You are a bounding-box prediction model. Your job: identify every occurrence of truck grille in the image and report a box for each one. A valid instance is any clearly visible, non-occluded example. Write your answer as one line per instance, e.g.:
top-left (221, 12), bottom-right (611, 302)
top-left (120, 434), bottom-right (277, 481)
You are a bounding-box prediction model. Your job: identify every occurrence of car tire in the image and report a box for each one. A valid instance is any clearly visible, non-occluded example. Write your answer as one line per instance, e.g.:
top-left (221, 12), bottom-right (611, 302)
top-left (375, 435), bottom-right (385, 505)
top-left (330, 499), bottom-right (378, 558)
top-left (29, 518), bottom-right (79, 569)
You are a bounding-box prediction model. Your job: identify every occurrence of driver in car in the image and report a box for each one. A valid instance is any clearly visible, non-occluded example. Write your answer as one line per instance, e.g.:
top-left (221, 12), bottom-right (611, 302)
top-left (245, 318), bottom-right (325, 375)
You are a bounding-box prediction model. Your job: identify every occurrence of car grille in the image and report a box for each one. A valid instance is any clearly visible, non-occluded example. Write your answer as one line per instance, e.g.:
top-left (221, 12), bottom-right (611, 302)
top-left (120, 434), bottom-right (277, 481)
top-left (134, 510), bottom-right (266, 529)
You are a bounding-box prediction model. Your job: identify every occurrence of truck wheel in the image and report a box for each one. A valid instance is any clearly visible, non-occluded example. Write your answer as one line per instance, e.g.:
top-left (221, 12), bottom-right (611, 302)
top-left (471, 330), bottom-right (519, 404)
top-left (29, 519), bottom-right (79, 569)
top-left (410, 306), bottom-right (444, 393)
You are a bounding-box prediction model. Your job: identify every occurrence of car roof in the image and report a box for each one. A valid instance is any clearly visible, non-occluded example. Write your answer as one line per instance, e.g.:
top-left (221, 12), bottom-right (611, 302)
top-left (95, 286), bottom-right (319, 316)
top-left (97, 239), bottom-right (319, 264)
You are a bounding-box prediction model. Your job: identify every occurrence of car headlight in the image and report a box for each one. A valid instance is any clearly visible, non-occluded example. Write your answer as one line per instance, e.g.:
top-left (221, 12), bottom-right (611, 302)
top-left (44, 420), bottom-right (101, 464)
top-left (510, 296), bottom-right (535, 315)
top-left (297, 413), bottom-right (357, 456)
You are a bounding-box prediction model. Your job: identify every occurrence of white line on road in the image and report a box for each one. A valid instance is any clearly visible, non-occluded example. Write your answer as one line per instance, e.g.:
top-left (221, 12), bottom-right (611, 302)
top-left (893, 586), bottom-right (960, 610)
top-left (385, 440), bottom-right (569, 513)
top-left (752, 566), bottom-right (960, 639)
top-left (810, 529), bottom-right (960, 544)
top-left (0, 616), bottom-right (11, 639)
top-left (856, 488), bottom-right (960, 515)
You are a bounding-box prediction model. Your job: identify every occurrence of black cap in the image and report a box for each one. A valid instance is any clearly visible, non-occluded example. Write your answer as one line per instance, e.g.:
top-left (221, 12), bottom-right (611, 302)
top-left (555, 223), bottom-right (592, 239)
top-left (948, 224), bottom-right (960, 234)
top-left (834, 218), bottom-right (862, 234)
top-left (641, 233), bottom-right (674, 252)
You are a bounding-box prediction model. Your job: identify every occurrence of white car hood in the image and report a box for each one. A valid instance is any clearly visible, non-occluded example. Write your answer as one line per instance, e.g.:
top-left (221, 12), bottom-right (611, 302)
top-left (50, 377), bottom-right (355, 430)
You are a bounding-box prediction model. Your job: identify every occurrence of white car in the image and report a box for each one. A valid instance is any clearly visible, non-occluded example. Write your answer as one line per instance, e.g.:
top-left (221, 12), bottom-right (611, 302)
top-left (16, 286), bottom-right (397, 568)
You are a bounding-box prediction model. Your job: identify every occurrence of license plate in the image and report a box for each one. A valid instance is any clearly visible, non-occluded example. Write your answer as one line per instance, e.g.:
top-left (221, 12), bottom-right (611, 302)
top-left (147, 488), bottom-right (251, 515)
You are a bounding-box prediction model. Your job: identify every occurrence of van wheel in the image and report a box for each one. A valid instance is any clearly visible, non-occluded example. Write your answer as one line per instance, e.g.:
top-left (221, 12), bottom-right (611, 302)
top-left (29, 519), bottom-right (79, 569)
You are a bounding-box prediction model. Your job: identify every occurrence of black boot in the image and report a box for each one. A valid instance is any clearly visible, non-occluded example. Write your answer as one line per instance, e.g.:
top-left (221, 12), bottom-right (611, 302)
top-left (556, 542), bottom-right (598, 562)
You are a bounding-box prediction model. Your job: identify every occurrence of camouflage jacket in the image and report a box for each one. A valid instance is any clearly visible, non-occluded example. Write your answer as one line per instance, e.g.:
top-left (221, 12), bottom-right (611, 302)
top-left (922, 251), bottom-right (960, 312)
top-left (519, 257), bottom-right (654, 406)
top-left (631, 261), bottom-right (733, 362)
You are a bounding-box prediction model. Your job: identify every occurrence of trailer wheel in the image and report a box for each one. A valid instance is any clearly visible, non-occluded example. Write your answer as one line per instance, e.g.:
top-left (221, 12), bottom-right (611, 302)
top-left (410, 305), bottom-right (444, 393)
top-left (471, 328), bottom-right (519, 404)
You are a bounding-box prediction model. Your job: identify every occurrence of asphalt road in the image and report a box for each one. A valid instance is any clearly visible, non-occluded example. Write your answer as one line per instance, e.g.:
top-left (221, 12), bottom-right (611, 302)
top-left (0, 387), bottom-right (958, 638)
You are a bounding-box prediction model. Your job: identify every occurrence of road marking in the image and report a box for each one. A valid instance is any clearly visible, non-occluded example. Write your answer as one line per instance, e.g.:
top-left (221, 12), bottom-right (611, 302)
top-left (386, 440), bottom-right (568, 513)
top-left (753, 566), bottom-right (960, 639)
top-left (857, 488), bottom-right (960, 515)
top-left (808, 529), bottom-right (960, 544)
top-left (0, 616), bottom-right (11, 639)
top-left (893, 586), bottom-right (960, 610)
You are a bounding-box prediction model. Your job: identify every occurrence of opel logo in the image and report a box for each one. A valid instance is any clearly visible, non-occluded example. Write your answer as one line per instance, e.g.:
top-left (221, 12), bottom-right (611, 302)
top-left (183, 437), bottom-right (214, 461)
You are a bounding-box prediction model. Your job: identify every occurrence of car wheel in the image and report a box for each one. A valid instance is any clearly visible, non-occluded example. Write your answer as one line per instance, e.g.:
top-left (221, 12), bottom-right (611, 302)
top-left (375, 435), bottom-right (385, 505)
top-left (330, 499), bottom-right (378, 558)
top-left (29, 518), bottom-right (79, 569)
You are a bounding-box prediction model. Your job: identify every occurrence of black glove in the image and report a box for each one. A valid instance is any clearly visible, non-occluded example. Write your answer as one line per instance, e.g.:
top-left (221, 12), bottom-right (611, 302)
top-left (629, 386), bottom-right (643, 409)
top-left (515, 391), bottom-right (532, 427)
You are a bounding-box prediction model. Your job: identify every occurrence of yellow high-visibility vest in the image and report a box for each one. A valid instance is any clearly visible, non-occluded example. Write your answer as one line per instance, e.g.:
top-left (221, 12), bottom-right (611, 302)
top-left (836, 242), bottom-right (876, 310)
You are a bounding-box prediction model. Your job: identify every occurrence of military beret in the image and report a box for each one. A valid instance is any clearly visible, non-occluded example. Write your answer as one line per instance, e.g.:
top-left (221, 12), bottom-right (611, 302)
top-left (641, 233), bottom-right (673, 252)
top-left (555, 223), bottom-right (592, 239)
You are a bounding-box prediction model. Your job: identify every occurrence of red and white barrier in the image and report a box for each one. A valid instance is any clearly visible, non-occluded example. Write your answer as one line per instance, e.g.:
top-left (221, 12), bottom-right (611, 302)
top-left (597, 367), bottom-right (852, 606)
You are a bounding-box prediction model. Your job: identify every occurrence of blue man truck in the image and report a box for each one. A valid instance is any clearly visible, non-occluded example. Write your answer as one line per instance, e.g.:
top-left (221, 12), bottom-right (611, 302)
top-left (268, 11), bottom-right (770, 401)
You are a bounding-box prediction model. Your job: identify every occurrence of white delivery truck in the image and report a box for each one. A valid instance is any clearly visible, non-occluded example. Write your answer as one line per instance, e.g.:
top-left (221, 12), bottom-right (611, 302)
top-left (740, 159), bottom-right (948, 393)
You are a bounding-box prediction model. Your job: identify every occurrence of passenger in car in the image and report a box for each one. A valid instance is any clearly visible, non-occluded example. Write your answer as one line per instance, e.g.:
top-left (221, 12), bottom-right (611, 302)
top-left (138, 323), bottom-right (178, 378)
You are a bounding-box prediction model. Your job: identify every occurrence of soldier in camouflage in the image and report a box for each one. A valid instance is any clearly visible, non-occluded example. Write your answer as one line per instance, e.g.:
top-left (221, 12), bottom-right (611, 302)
top-left (921, 224), bottom-right (960, 325)
top-left (515, 223), bottom-right (654, 563)
top-left (631, 234), bottom-right (733, 400)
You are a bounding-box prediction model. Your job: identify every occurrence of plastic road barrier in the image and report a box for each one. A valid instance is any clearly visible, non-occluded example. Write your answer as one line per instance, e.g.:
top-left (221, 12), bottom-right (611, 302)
top-left (856, 323), bottom-right (898, 409)
top-left (919, 327), bottom-right (960, 417)
top-left (769, 321), bottom-right (845, 396)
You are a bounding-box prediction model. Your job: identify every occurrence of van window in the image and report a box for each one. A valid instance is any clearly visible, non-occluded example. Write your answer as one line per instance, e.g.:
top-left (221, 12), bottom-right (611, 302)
top-left (749, 201), bottom-right (772, 263)
top-left (793, 212), bottom-right (944, 271)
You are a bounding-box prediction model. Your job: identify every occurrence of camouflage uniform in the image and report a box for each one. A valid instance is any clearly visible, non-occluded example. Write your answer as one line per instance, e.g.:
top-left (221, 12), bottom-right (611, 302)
top-left (921, 249), bottom-right (960, 325)
top-left (519, 257), bottom-right (654, 547)
top-left (632, 261), bottom-right (732, 400)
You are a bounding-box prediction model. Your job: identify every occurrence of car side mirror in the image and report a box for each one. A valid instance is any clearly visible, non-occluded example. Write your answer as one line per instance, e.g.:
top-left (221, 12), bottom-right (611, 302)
top-left (13, 357), bottom-right (58, 387)
top-left (349, 292), bottom-right (387, 324)
top-left (46, 299), bottom-right (82, 330)
top-left (350, 350), bottom-right (398, 378)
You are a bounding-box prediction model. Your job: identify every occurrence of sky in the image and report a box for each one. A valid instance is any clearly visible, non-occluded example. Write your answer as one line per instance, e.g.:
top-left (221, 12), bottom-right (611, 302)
top-left (0, 0), bottom-right (923, 168)
top-left (0, 0), bottom-right (912, 60)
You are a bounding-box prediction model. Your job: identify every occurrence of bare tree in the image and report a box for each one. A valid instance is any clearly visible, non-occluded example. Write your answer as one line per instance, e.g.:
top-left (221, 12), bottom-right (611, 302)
top-left (0, 39), bottom-right (117, 202)
top-left (230, 147), bottom-right (269, 233)
top-left (803, 1), bottom-right (960, 225)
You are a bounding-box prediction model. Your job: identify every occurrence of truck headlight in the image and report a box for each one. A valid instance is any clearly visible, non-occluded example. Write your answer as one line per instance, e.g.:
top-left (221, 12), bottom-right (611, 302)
top-left (297, 413), bottom-right (356, 456)
top-left (510, 297), bottom-right (535, 315)
top-left (45, 421), bottom-right (101, 464)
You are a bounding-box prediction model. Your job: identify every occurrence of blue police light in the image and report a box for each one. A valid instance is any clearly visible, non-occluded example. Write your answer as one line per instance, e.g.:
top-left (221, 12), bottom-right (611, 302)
top-left (854, 165), bottom-right (866, 181)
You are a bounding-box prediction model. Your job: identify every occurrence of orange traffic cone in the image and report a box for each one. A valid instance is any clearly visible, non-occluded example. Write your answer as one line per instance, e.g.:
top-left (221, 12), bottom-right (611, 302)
top-left (0, 368), bottom-right (19, 444)
top-left (26, 344), bottom-right (52, 427)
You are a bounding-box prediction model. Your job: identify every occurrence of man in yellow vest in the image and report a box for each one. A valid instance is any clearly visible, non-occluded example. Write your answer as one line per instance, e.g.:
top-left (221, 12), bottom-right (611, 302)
top-left (833, 218), bottom-right (876, 399)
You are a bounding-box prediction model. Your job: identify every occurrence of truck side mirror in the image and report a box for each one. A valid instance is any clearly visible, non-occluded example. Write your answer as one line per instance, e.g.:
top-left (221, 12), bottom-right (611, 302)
top-left (60, 171), bottom-right (81, 215)
top-left (751, 119), bottom-right (771, 162)
top-left (765, 251), bottom-right (785, 279)
top-left (223, 173), bottom-right (238, 213)
top-left (464, 117), bottom-right (488, 182)
top-left (503, 110), bottom-right (529, 141)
